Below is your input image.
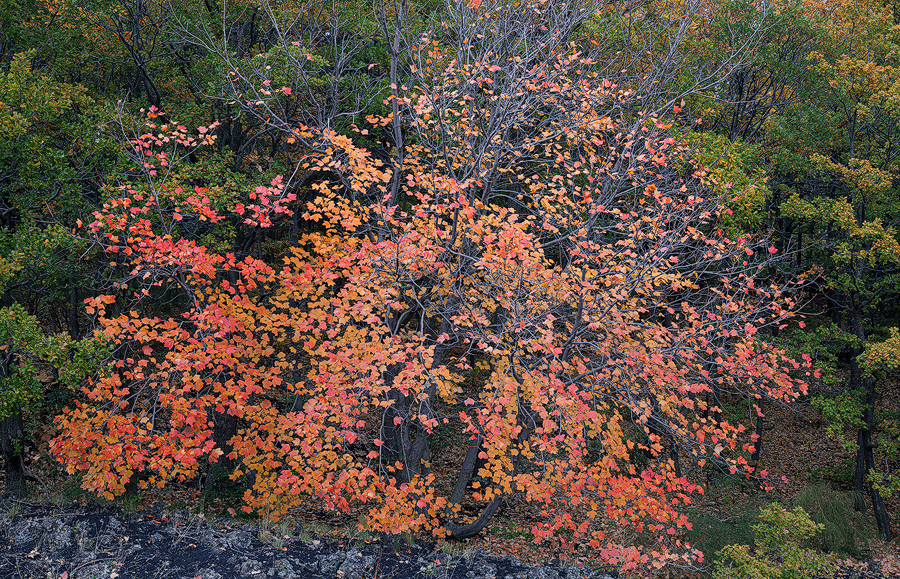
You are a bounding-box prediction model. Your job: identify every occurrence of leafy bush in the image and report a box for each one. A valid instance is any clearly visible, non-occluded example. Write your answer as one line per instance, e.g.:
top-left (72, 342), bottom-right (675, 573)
top-left (791, 484), bottom-right (875, 558)
top-left (713, 504), bottom-right (837, 579)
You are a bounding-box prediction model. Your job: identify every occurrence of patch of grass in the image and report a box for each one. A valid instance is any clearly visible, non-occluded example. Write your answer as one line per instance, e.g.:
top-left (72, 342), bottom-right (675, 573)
top-left (790, 484), bottom-right (875, 558)
top-left (349, 528), bottom-right (374, 548)
top-left (166, 498), bottom-right (192, 511)
top-left (118, 491), bottom-right (144, 514)
top-left (684, 504), bottom-right (762, 566)
top-left (296, 526), bottom-right (314, 544)
top-left (380, 530), bottom-right (416, 552)
top-left (1, 502), bottom-right (21, 522)
top-left (437, 540), bottom-right (475, 559)
top-left (419, 557), bottom-right (451, 579)
top-left (292, 519), bottom-right (336, 544)
top-left (400, 531), bottom-right (415, 548)
top-left (46, 476), bottom-right (96, 505)
top-left (258, 523), bottom-right (289, 548)
top-left (117, 479), bottom-right (146, 514)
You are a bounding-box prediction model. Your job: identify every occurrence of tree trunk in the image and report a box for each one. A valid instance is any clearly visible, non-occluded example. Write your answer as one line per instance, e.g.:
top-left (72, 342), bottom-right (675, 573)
top-left (1, 410), bottom-right (27, 497)
top-left (848, 307), bottom-right (892, 540)
top-left (204, 407), bottom-right (239, 493)
top-left (69, 286), bottom-right (80, 339)
top-left (446, 434), bottom-right (483, 515)
top-left (380, 336), bottom-right (450, 483)
top-left (379, 375), bottom-right (410, 474)
top-left (446, 420), bottom-right (534, 540)
top-left (447, 493), bottom-right (504, 540)
top-left (854, 418), bottom-right (868, 512)
top-left (849, 305), bottom-right (868, 513)
top-left (860, 374), bottom-right (892, 540)
top-left (669, 437), bottom-right (682, 478)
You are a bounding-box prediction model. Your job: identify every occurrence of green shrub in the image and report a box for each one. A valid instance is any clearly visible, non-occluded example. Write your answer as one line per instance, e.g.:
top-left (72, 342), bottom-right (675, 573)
top-left (791, 484), bottom-right (875, 558)
top-left (712, 504), bottom-right (837, 579)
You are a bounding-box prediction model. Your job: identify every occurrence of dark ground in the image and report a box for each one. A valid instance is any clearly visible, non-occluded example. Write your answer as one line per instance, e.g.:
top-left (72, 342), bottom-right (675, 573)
top-left (0, 498), bottom-right (620, 579)
top-left (1, 496), bottom-right (896, 579)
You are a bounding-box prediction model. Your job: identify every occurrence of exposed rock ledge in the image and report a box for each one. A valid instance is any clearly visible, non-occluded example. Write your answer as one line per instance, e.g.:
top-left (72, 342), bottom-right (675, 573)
top-left (0, 498), bottom-right (619, 579)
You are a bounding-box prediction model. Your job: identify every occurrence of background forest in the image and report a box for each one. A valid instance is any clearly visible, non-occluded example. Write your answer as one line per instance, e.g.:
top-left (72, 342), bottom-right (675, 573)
top-left (2, 0), bottom-right (900, 576)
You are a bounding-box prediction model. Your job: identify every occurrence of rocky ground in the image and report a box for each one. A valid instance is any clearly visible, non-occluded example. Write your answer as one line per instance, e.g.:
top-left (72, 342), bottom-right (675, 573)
top-left (3, 496), bottom-right (898, 579)
top-left (0, 498), bottom-right (619, 579)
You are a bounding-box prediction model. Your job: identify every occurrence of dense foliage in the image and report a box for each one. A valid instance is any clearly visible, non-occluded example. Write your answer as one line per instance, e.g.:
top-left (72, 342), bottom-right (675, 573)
top-left (1, 0), bottom-right (898, 575)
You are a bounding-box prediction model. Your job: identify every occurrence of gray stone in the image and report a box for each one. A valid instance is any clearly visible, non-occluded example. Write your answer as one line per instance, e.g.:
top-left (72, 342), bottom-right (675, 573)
top-left (272, 558), bottom-right (300, 579)
top-left (8, 518), bottom-right (44, 544)
top-left (72, 561), bottom-right (113, 579)
top-left (318, 549), bottom-right (347, 575)
top-left (238, 558), bottom-right (263, 574)
top-left (97, 533), bottom-right (118, 549)
top-left (466, 558), bottom-right (497, 578)
top-left (526, 567), bottom-right (561, 579)
top-left (225, 529), bottom-right (253, 550)
top-left (336, 548), bottom-right (366, 579)
top-left (6, 516), bottom-right (73, 549)
top-left (46, 517), bottom-right (74, 548)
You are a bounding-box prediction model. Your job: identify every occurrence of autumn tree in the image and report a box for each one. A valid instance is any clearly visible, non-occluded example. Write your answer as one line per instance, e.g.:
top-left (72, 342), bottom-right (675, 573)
top-left (49, 2), bottom-right (817, 573)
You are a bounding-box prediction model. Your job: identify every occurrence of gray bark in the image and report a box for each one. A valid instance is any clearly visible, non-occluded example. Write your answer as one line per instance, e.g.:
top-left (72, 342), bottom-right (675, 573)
top-left (1, 410), bottom-right (27, 497)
